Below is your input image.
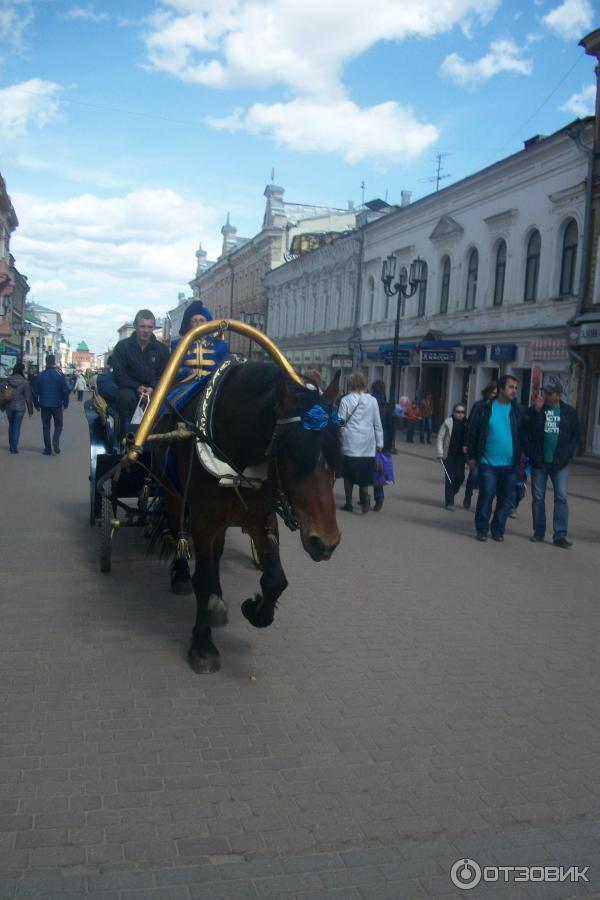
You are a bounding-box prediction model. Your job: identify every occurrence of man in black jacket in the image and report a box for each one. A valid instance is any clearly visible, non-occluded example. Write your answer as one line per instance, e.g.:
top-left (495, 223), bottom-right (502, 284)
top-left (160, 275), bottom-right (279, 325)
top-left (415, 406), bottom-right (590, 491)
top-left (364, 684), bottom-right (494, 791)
top-left (466, 374), bottom-right (525, 542)
top-left (527, 377), bottom-right (580, 548)
top-left (111, 309), bottom-right (170, 435)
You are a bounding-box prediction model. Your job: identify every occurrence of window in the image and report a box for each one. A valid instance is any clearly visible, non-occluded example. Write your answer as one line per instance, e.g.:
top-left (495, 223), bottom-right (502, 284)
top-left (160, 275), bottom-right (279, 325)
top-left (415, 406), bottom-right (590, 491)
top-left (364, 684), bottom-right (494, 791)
top-left (559, 219), bottom-right (578, 296)
top-left (25, 339), bottom-right (31, 354)
top-left (524, 230), bottom-right (541, 303)
top-left (367, 276), bottom-right (375, 322)
top-left (493, 241), bottom-right (506, 307)
top-left (440, 256), bottom-right (451, 313)
top-left (417, 263), bottom-right (428, 317)
top-left (336, 280), bottom-right (343, 328)
top-left (312, 285), bottom-right (318, 331)
top-left (465, 249), bottom-right (478, 310)
top-left (323, 285), bottom-right (330, 330)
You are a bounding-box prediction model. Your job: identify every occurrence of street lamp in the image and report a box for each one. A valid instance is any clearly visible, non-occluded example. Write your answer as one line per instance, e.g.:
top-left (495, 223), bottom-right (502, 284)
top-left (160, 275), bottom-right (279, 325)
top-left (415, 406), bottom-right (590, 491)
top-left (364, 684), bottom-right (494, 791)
top-left (35, 335), bottom-right (42, 372)
top-left (381, 255), bottom-right (425, 451)
top-left (17, 321), bottom-right (32, 362)
top-left (239, 311), bottom-right (265, 359)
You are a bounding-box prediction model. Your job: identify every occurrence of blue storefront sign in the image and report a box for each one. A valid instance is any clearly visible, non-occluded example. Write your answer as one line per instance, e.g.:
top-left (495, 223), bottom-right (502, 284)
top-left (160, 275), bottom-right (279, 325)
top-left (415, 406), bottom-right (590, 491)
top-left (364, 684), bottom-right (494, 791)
top-left (490, 343), bottom-right (517, 362)
top-left (421, 350), bottom-right (456, 363)
top-left (463, 344), bottom-right (486, 362)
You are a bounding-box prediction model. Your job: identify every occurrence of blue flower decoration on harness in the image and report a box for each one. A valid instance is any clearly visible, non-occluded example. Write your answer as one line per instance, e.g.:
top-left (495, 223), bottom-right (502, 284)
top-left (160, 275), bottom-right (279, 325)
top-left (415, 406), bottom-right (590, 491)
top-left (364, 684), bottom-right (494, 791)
top-left (301, 405), bottom-right (341, 431)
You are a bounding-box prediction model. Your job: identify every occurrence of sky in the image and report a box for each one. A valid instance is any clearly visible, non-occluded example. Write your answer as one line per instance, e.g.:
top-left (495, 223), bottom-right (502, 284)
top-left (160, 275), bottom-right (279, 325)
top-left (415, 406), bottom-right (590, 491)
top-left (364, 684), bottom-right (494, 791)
top-left (0, 0), bottom-right (598, 354)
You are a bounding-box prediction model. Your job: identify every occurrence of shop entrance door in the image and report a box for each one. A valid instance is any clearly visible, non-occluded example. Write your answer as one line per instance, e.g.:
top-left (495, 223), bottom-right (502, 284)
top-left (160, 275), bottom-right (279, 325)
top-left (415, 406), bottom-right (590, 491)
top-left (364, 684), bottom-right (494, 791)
top-left (421, 365), bottom-right (447, 429)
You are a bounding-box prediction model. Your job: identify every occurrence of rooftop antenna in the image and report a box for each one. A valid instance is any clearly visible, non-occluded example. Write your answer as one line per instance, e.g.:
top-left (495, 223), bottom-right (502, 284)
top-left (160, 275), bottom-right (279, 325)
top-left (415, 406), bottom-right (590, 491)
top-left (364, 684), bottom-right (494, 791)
top-left (384, 188), bottom-right (389, 203)
top-left (420, 152), bottom-right (452, 192)
top-left (360, 180), bottom-right (365, 205)
top-left (271, 167), bottom-right (275, 182)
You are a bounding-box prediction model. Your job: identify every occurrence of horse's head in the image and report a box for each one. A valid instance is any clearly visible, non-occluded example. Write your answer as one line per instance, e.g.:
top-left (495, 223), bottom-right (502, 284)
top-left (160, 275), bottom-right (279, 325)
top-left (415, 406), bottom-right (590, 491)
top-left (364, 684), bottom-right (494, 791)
top-left (273, 371), bottom-right (342, 562)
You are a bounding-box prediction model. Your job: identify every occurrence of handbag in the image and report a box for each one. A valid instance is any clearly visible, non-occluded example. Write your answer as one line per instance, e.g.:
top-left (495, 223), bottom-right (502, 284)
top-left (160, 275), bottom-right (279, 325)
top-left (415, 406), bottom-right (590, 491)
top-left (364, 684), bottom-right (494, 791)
top-left (0, 380), bottom-right (13, 412)
top-left (130, 392), bottom-right (150, 425)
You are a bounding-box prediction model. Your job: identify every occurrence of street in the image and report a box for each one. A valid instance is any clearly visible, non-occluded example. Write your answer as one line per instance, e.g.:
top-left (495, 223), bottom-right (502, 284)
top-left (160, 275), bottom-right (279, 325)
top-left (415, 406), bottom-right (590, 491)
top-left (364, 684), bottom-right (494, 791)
top-left (1, 402), bottom-right (599, 899)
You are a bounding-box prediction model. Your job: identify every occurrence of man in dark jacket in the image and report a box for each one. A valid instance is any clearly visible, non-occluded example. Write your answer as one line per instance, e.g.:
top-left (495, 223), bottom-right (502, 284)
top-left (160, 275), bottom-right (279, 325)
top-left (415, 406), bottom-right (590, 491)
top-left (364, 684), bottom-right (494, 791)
top-left (527, 377), bottom-right (580, 548)
top-left (32, 355), bottom-right (70, 455)
top-left (111, 309), bottom-right (170, 435)
top-left (466, 374), bottom-right (525, 542)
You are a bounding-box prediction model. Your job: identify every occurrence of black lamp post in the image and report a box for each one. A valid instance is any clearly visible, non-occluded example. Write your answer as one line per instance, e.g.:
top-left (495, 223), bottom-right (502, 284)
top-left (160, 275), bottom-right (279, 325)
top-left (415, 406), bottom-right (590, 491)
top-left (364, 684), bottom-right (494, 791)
top-left (17, 321), bottom-right (32, 363)
top-left (35, 335), bottom-right (42, 372)
top-left (239, 311), bottom-right (265, 359)
top-left (381, 255), bottom-right (425, 451)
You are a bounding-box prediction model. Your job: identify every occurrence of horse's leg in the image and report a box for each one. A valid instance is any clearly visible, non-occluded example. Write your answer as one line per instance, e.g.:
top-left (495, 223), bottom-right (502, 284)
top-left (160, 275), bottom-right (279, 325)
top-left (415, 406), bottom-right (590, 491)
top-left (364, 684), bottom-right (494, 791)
top-left (188, 526), bottom-right (226, 674)
top-left (160, 488), bottom-right (193, 595)
top-left (241, 516), bottom-right (288, 629)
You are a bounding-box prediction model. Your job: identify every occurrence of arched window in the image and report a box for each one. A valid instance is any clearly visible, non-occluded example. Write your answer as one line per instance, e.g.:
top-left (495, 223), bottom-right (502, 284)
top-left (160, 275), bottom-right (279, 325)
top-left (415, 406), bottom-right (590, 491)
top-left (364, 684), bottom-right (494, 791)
top-left (493, 241), bottom-right (506, 307)
top-left (417, 263), bottom-right (428, 317)
top-left (524, 230), bottom-right (541, 303)
top-left (465, 249), bottom-right (478, 310)
top-left (559, 219), bottom-right (578, 296)
top-left (367, 276), bottom-right (375, 322)
top-left (440, 256), bottom-right (451, 313)
top-left (25, 339), bottom-right (31, 354)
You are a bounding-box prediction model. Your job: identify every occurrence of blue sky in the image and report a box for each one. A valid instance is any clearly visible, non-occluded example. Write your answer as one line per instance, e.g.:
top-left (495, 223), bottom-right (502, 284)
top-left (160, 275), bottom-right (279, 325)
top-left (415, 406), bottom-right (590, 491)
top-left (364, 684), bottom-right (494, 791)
top-left (0, 0), bottom-right (597, 353)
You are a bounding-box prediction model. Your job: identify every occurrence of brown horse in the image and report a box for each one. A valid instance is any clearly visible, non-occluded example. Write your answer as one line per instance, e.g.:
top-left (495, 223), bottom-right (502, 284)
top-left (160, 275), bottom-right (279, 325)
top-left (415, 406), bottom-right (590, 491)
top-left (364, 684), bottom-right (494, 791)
top-left (153, 362), bottom-right (341, 674)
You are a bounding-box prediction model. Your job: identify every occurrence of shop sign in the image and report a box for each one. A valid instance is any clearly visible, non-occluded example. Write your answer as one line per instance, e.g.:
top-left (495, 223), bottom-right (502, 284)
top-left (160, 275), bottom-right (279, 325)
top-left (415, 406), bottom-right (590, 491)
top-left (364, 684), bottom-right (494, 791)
top-left (575, 323), bottom-right (600, 345)
top-left (384, 357), bottom-right (409, 366)
top-left (331, 355), bottom-right (353, 368)
top-left (490, 343), bottom-right (517, 362)
top-left (462, 344), bottom-right (486, 362)
top-left (530, 338), bottom-right (569, 360)
top-left (421, 350), bottom-right (456, 363)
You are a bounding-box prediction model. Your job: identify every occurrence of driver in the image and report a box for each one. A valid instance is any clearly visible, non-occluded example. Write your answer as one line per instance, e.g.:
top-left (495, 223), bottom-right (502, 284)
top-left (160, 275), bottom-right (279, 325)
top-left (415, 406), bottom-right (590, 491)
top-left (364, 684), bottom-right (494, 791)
top-left (111, 309), bottom-right (170, 434)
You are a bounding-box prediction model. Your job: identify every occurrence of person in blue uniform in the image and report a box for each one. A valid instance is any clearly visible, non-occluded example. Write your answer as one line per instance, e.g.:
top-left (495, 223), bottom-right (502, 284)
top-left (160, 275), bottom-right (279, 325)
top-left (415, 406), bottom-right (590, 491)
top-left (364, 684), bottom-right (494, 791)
top-left (167, 301), bottom-right (229, 410)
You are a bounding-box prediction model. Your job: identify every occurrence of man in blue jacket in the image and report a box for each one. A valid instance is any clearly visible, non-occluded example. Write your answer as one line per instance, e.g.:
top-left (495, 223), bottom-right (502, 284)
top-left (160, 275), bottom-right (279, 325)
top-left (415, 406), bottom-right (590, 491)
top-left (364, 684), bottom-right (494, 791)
top-left (32, 355), bottom-right (70, 455)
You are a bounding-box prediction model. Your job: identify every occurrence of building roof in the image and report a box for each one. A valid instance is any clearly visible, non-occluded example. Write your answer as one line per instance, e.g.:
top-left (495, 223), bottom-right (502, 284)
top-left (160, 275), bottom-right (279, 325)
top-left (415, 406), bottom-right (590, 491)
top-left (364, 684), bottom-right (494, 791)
top-left (76, 340), bottom-right (90, 351)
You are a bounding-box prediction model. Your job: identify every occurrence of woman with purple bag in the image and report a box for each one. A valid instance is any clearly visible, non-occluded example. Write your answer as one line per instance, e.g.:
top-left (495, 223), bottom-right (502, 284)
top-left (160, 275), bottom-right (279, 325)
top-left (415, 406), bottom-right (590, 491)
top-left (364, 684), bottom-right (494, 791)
top-left (370, 380), bottom-right (395, 511)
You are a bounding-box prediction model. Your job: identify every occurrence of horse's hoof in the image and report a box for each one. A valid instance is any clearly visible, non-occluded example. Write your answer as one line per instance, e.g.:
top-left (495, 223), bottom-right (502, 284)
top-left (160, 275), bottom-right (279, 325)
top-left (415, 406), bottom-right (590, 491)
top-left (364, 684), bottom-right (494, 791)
top-left (241, 594), bottom-right (275, 629)
top-left (188, 646), bottom-right (221, 674)
top-left (207, 594), bottom-right (228, 627)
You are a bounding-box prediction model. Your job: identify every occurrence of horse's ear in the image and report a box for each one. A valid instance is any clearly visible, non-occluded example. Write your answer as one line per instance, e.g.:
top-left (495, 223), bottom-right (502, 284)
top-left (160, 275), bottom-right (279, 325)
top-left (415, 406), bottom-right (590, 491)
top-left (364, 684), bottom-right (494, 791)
top-left (322, 369), bottom-right (341, 406)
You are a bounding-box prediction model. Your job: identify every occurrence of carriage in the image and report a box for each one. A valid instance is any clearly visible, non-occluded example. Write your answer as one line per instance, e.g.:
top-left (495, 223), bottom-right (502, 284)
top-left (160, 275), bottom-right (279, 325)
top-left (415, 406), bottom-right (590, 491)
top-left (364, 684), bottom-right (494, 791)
top-left (85, 320), bottom-right (342, 673)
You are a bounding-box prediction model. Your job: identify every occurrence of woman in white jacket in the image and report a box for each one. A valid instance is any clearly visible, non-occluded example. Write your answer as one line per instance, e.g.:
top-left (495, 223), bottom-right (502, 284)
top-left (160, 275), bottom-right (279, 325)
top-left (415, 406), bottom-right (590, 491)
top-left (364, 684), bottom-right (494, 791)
top-left (436, 403), bottom-right (468, 510)
top-left (338, 371), bottom-right (383, 514)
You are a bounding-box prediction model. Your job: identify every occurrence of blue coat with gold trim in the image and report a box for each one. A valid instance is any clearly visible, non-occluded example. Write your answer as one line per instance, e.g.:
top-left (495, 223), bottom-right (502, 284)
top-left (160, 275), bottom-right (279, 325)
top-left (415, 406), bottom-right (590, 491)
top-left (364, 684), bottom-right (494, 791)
top-left (167, 336), bottom-right (229, 411)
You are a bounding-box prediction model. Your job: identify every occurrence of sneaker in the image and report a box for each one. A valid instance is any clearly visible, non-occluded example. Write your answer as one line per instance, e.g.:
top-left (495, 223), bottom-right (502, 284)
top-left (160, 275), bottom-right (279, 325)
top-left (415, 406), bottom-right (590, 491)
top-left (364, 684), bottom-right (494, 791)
top-left (445, 505), bottom-right (455, 511)
top-left (340, 503), bottom-right (353, 512)
top-left (553, 538), bottom-right (573, 549)
top-left (53, 442), bottom-right (60, 454)
top-left (373, 499), bottom-right (383, 512)
top-left (491, 534), bottom-right (504, 542)
top-left (43, 449), bottom-right (52, 456)
top-left (476, 532), bottom-right (487, 542)
top-left (529, 534), bottom-right (544, 543)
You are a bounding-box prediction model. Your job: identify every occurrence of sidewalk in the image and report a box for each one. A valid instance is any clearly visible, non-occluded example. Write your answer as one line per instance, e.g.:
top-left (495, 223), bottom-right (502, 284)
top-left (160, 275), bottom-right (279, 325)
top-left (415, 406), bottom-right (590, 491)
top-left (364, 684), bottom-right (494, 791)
top-left (0, 404), bottom-right (599, 898)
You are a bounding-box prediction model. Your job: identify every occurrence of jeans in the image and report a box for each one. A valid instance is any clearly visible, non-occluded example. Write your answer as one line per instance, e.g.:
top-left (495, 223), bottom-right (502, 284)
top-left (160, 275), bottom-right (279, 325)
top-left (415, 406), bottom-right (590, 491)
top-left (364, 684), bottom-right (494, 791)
top-left (41, 406), bottom-right (64, 452)
top-left (475, 463), bottom-right (517, 537)
top-left (420, 417), bottom-right (432, 443)
top-left (7, 410), bottom-right (25, 450)
top-left (531, 465), bottom-right (569, 540)
top-left (443, 455), bottom-right (465, 507)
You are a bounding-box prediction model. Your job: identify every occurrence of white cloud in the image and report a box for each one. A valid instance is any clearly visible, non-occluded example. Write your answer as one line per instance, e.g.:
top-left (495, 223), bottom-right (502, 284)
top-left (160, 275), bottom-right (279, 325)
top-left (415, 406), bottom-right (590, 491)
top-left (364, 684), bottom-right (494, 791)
top-left (0, 79), bottom-right (61, 139)
top-left (11, 189), bottom-right (221, 353)
top-left (142, 0), bottom-right (498, 162)
top-left (208, 97), bottom-right (438, 164)
top-left (542, 0), bottom-right (593, 40)
top-left (144, 0), bottom-right (500, 96)
top-left (0, 1), bottom-right (34, 56)
top-left (65, 5), bottom-right (110, 23)
top-left (560, 83), bottom-right (595, 116)
top-left (440, 39), bottom-right (533, 86)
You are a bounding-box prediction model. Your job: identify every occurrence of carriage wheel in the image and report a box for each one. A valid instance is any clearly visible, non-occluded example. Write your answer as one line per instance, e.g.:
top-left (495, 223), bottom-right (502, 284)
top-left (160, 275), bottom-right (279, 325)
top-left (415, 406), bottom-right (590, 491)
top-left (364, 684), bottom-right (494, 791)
top-left (100, 484), bottom-right (114, 573)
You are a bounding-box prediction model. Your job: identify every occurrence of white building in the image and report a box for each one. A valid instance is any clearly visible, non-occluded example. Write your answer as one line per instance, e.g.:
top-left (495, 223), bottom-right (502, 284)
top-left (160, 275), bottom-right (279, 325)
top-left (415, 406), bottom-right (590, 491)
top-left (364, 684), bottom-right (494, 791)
top-left (267, 119), bottom-right (588, 426)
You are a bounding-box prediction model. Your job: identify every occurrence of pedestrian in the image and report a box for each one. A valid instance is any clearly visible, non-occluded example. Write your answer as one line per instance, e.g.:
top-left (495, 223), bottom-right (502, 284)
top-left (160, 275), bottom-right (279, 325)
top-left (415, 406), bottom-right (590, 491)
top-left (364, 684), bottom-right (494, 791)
top-left (75, 372), bottom-right (87, 401)
top-left (370, 380), bottom-right (395, 511)
top-left (527, 377), bottom-right (580, 548)
top-left (31, 354), bottom-right (70, 455)
top-left (466, 374), bottom-right (525, 542)
top-left (338, 372), bottom-right (383, 514)
top-left (111, 309), bottom-right (170, 436)
top-left (436, 403), bottom-right (467, 510)
top-left (419, 392), bottom-right (433, 444)
top-left (5, 363), bottom-right (33, 454)
top-left (404, 400), bottom-right (419, 443)
top-left (463, 381), bottom-right (498, 510)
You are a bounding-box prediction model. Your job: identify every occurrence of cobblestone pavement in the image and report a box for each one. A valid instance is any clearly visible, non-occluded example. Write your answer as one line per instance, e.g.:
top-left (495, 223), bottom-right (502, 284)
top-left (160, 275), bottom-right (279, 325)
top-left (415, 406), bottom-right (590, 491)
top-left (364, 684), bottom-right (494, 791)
top-left (0, 404), bottom-right (599, 899)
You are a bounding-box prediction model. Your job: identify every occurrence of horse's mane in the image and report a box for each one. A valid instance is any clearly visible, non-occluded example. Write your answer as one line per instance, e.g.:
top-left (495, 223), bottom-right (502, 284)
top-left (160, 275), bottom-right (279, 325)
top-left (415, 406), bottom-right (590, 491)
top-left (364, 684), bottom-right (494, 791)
top-left (229, 362), bottom-right (341, 479)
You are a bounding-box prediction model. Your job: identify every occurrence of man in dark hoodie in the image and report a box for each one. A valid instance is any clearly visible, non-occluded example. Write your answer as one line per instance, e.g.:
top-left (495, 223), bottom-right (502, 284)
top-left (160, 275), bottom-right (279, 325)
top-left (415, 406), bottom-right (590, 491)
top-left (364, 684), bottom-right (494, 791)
top-left (527, 377), bottom-right (580, 548)
top-left (32, 355), bottom-right (70, 455)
